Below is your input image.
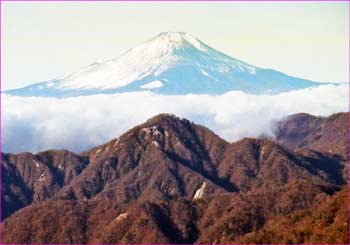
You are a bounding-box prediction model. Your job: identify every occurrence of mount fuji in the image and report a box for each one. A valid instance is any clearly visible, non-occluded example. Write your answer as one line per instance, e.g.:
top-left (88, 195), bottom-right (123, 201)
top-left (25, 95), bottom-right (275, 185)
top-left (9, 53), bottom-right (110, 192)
top-left (6, 32), bottom-right (322, 97)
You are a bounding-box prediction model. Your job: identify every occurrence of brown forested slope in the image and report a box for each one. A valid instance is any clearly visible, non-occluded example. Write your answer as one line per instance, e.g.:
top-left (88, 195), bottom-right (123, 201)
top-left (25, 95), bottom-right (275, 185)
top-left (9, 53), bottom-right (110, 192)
top-left (1, 113), bottom-right (348, 244)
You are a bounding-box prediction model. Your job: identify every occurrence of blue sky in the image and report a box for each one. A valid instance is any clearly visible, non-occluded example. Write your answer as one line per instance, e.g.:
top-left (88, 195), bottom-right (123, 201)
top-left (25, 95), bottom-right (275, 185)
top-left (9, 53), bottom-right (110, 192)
top-left (2, 1), bottom-right (349, 90)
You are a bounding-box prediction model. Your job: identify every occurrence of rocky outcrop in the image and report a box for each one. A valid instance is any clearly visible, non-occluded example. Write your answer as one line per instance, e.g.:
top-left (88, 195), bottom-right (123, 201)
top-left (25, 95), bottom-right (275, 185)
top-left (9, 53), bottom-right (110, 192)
top-left (1, 112), bottom-right (348, 244)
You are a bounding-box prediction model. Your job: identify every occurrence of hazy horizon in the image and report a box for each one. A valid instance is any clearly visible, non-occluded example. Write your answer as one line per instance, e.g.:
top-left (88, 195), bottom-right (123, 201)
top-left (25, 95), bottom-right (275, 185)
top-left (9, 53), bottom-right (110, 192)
top-left (2, 1), bottom-right (349, 90)
top-left (2, 1), bottom-right (348, 153)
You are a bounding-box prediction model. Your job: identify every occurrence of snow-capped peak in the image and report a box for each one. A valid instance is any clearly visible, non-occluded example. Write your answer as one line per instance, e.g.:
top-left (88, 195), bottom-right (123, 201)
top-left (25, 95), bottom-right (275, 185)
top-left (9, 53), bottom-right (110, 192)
top-left (6, 32), bottom-right (320, 97)
top-left (56, 32), bottom-right (211, 90)
top-left (151, 32), bottom-right (208, 52)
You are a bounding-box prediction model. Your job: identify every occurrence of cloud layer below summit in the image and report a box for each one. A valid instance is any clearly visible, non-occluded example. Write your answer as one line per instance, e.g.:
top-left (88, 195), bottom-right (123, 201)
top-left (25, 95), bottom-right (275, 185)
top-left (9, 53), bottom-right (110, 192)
top-left (2, 84), bottom-right (347, 153)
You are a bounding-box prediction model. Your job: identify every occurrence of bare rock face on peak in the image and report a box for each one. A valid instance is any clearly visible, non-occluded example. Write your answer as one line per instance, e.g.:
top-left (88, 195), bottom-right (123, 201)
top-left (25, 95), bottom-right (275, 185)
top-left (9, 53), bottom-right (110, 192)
top-left (1, 112), bottom-right (348, 244)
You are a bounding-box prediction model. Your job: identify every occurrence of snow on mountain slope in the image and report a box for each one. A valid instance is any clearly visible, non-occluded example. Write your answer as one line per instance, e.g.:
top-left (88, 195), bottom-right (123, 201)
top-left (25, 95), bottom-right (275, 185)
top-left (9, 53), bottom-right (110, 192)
top-left (140, 80), bottom-right (164, 89)
top-left (5, 32), bottom-right (322, 97)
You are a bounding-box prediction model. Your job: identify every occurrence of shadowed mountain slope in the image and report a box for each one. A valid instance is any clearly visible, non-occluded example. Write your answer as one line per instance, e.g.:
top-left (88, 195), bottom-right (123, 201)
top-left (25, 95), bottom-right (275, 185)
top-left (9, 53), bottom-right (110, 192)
top-left (1, 113), bottom-right (348, 244)
top-left (275, 112), bottom-right (349, 159)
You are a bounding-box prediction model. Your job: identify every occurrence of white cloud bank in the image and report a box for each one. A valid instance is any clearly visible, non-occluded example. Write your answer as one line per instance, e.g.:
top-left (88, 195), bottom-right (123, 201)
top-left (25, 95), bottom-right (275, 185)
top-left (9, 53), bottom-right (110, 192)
top-left (2, 84), bottom-right (348, 154)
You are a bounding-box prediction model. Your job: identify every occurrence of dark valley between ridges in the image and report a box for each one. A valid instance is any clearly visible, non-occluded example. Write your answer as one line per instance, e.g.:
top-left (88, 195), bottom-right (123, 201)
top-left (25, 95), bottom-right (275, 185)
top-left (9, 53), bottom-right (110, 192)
top-left (1, 112), bottom-right (349, 244)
